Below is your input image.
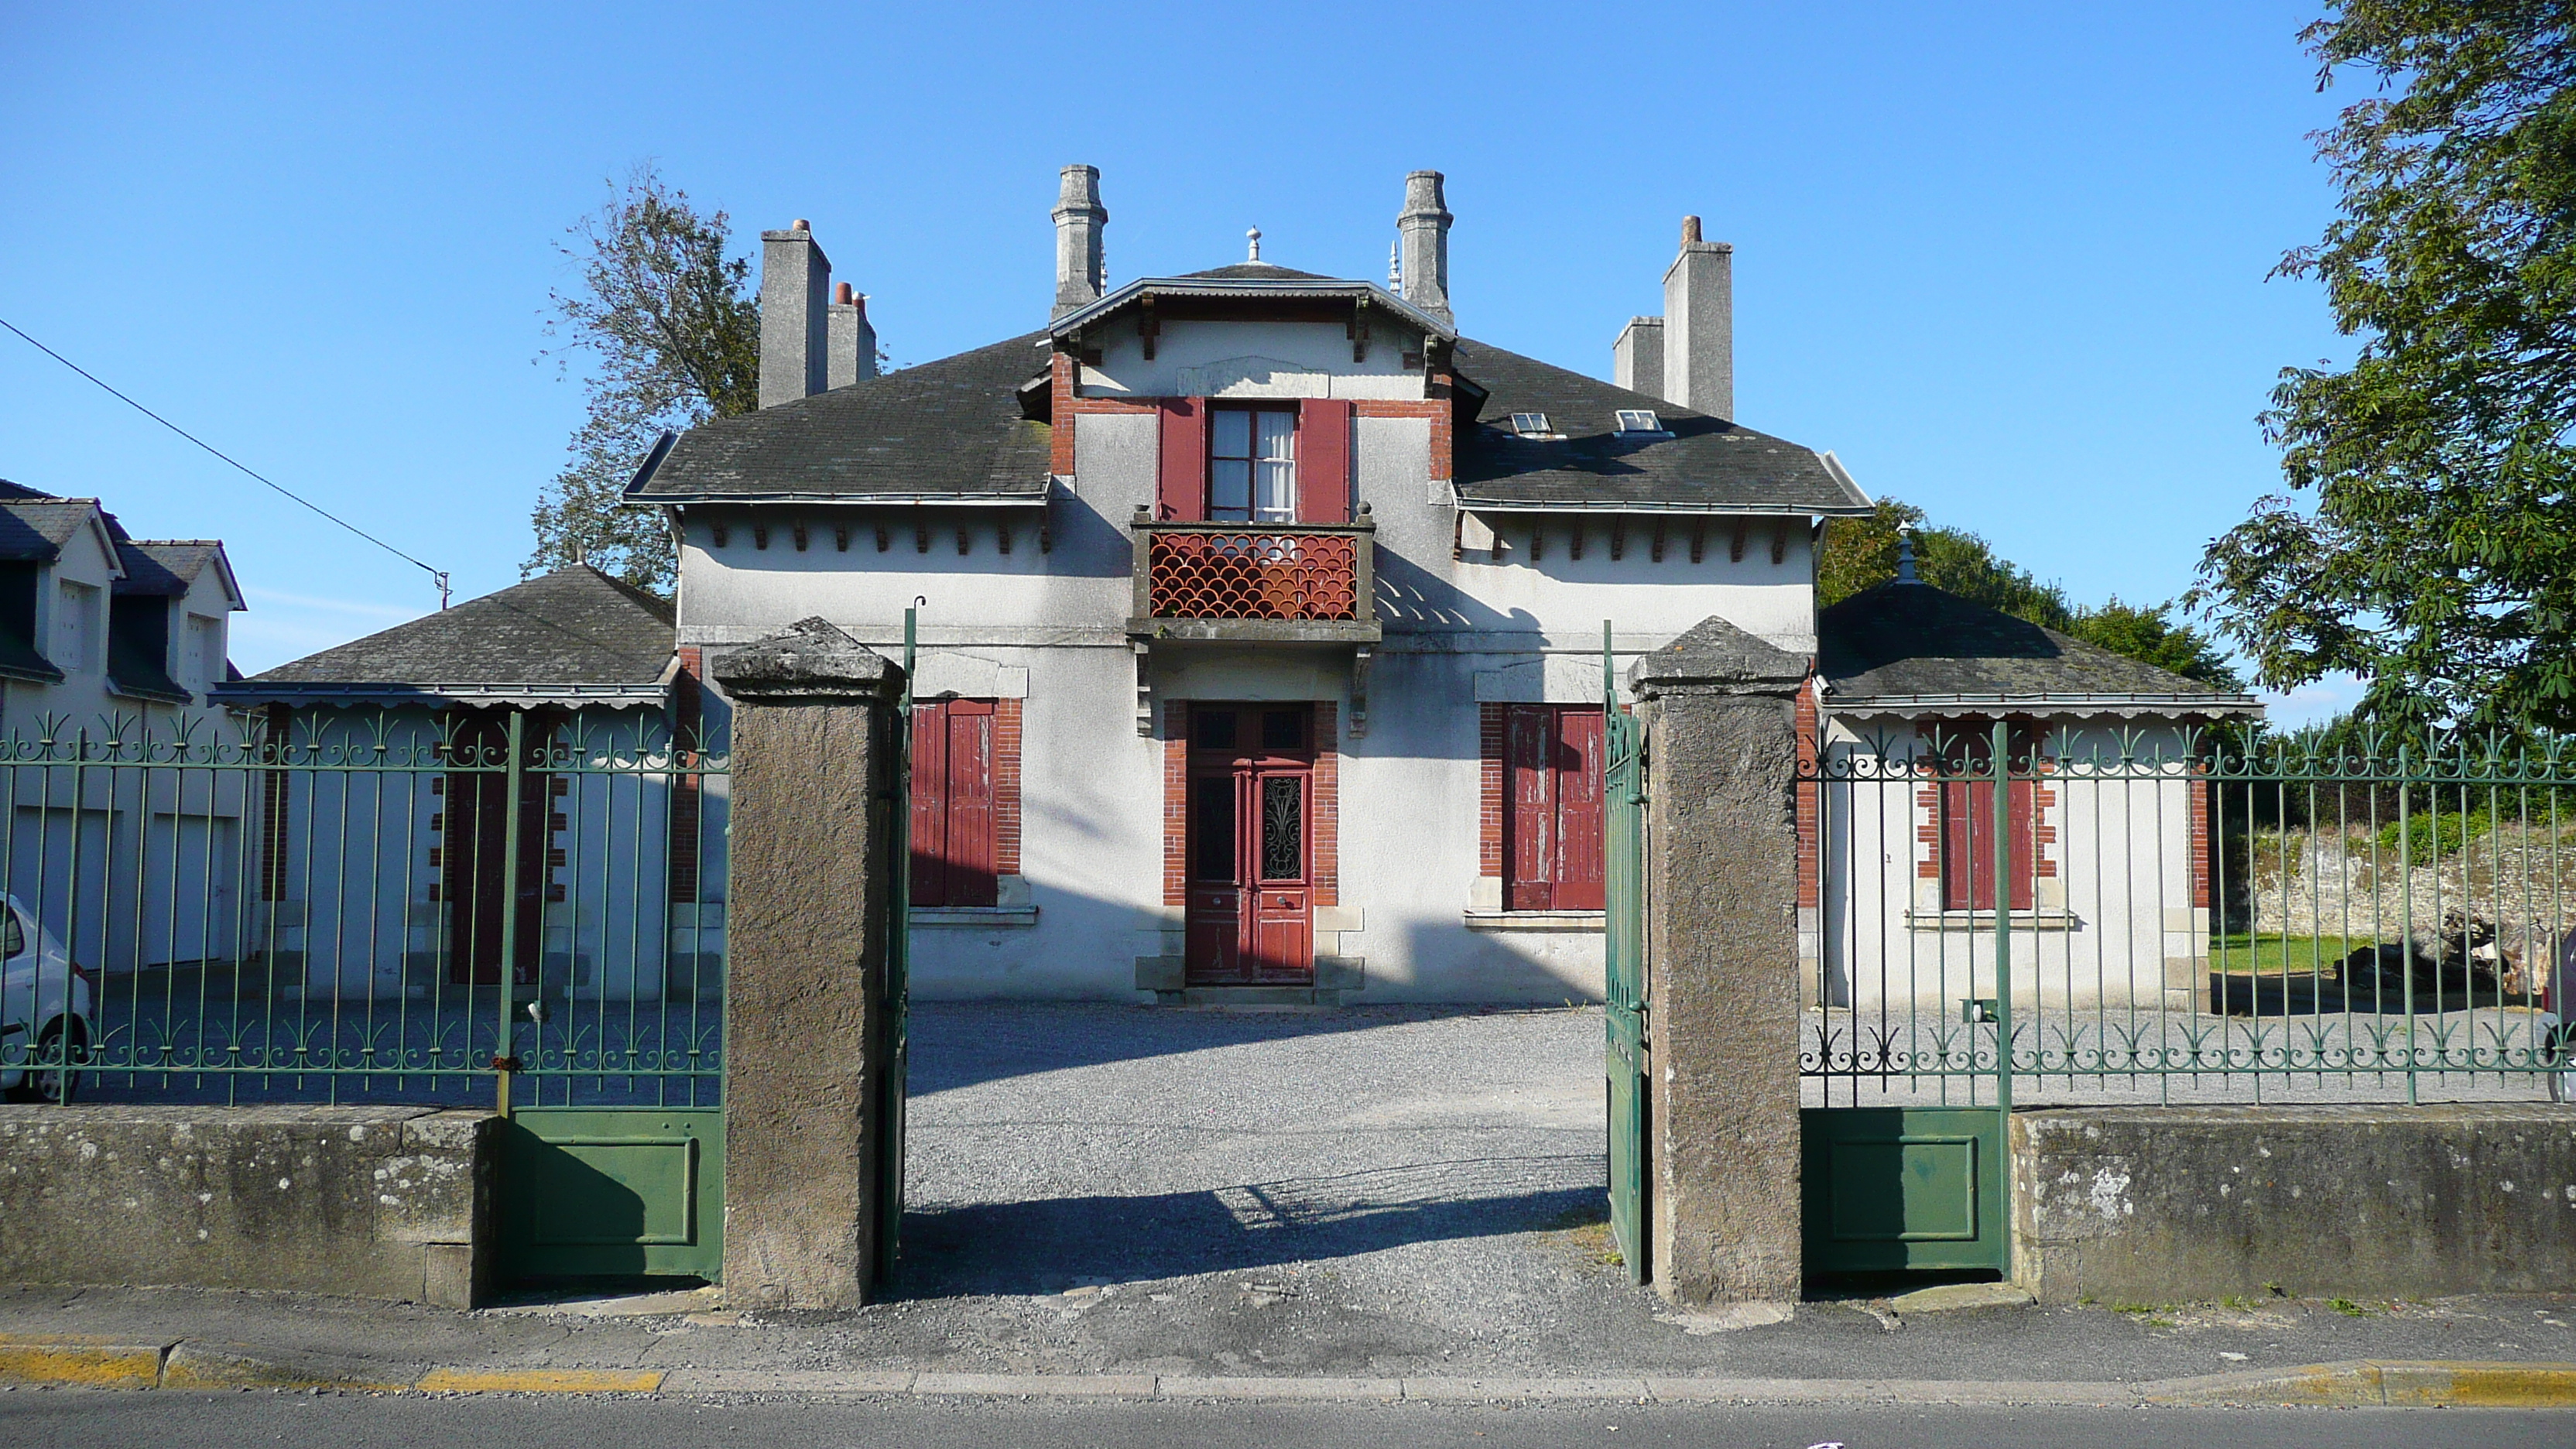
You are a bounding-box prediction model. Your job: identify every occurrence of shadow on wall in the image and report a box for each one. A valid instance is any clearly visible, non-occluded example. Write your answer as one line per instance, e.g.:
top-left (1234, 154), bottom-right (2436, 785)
top-left (884, 1153), bottom-right (1607, 1299)
top-left (1371, 546), bottom-right (1536, 631)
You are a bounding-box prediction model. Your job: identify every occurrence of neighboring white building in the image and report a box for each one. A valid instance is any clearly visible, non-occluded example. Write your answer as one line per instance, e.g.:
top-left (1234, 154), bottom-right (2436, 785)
top-left (630, 169), bottom-right (1875, 1004)
top-left (0, 481), bottom-right (247, 973)
top-left (1803, 568), bottom-right (2262, 1016)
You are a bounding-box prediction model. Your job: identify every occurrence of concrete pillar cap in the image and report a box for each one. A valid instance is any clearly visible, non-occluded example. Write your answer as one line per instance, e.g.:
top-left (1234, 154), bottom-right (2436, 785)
top-left (712, 616), bottom-right (903, 703)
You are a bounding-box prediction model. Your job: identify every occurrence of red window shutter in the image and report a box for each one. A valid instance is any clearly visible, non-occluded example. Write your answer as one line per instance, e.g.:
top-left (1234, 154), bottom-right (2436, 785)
top-left (2007, 776), bottom-right (2036, 912)
top-left (909, 702), bottom-right (950, 906)
top-left (1156, 397), bottom-right (1206, 521)
top-left (944, 701), bottom-right (999, 907)
top-left (1296, 398), bottom-right (1353, 522)
top-left (1553, 708), bottom-right (1606, 910)
top-left (1941, 777), bottom-right (2036, 912)
top-left (1506, 705), bottom-right (1557, 911)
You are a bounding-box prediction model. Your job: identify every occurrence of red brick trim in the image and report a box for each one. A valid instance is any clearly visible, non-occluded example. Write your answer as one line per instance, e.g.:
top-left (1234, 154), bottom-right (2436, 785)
top-left (1351, 396), bottom-right (1454, 481)
top-left (994, 697), bottom-right (1023, 878)
top-left (1162, 701), bottom-right (1188, 907)
top-left (667, 649), bottom-right (705, 903)
top-left (2190, 763), bottom-right (2212, 910)
top-left (1795, 679), bottom-right (1820, 909)
top-left (1313, 701), bottom-right (1339, 907)
top-left (1478, 702), bottom-right (1506, 879)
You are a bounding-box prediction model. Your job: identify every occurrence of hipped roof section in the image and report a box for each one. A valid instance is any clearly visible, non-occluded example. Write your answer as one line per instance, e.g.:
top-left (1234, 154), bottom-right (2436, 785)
top-left (1817, 581), bottom-right (2263, 718)
top-left (219, 565), bottom-right (676, 710)
top-left (627, 332), bottom-right (1055, 505)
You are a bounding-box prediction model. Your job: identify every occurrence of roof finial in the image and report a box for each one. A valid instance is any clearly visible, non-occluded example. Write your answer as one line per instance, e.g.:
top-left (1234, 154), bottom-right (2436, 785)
top-left (1246, 227), bottom-right (1262, 262)
top-left (1896, 527), bottom-right (1921, 584)
top-left (1388, 238), bottom-right (1403, 289)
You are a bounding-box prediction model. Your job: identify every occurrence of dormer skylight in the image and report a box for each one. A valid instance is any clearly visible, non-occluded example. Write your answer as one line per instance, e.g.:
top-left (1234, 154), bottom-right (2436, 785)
top-left (1613, 409), bottom-right (1666, 434)
top-left (1509, 412), bottom-right (1554, 437)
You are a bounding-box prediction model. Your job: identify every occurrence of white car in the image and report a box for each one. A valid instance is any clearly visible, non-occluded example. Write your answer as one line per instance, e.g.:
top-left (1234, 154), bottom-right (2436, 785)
top-left (1, 896), bottom-right (95, 1103)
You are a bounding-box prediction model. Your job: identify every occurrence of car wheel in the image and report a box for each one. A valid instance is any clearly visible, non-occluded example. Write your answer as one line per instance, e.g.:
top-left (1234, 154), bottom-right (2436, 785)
top-left (19, 1020), bottom-right (84, 1105)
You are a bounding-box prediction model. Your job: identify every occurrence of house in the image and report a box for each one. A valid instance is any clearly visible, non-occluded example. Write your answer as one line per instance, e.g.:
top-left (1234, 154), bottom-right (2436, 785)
top-left (213, 565), bottom-right (714, 1000)
top-left (0, 480), bottom-right (245, 975)
top-left (628, 167), bottom-right (1872, 1003)
top-left (1800, 554), bottom-right (2263, 1014)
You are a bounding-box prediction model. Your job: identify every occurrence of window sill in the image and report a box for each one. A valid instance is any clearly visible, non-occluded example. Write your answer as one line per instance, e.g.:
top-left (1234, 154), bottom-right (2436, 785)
top-left (1904, 909), bottom-right (2082, 933)
top-left (1464, 910), bottom-right (1605, 933)
top-left (913, 906), bottom-right (1040, 929)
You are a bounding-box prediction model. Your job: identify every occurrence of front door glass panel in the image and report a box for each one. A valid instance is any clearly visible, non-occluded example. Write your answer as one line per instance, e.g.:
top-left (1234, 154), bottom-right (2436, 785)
top-left (1260, 775), bottom-right (1303, 882)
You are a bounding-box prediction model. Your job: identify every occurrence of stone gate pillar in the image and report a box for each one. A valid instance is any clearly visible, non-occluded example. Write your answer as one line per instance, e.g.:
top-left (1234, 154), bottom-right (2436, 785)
top-left (712, 617), bottom-right (903, 1309)
top-left (1628, 616), bottom-right (1809, 1307)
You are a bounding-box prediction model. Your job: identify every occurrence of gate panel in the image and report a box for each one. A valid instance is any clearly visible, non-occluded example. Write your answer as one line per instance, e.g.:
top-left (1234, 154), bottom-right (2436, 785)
top-left (1601, 631), bottom-right (1649, 1283)
top-left (501, 1108), bottom-right (724, 1279)
top-left (1800, 1107), bottom-right (2002, 1274)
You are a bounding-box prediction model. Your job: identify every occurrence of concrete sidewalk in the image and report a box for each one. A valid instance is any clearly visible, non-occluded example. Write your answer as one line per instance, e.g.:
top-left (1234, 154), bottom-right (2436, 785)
top-left (4, 1282), bottom-right (2574, 1408)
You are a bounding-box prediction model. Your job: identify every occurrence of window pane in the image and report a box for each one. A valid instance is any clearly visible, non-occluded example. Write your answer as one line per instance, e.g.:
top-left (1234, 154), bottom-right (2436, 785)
top-left (1260, 775), bottom-right (1303, 882)
top-left (1192, 708), bottom-right (1238, 750)
top-left (1212, 409), bottom-right (1252, 459)
top-left (1261, 708), bottom-right (1303, 750)
top-left (1191, 776), bottom-right (1238, 882)
top-left (1255, 461), bottom-right (1296, 520)
top-left (1255, 410), bottom-right (1296, 460)
top-left (1211, 460), bottom-right (1252, 519)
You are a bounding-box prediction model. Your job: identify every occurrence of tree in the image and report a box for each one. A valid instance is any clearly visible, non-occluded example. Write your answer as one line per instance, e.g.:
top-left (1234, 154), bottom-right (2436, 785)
top-left (2194, 3), bottom-right (2576, 733)
top-left (1819, 497), bottom-right (2241, 687)
top-left (528, 164), bottom-right (759, 593)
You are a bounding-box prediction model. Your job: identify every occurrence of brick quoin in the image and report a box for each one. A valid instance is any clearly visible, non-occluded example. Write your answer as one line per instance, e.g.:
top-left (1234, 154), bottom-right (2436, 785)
top-left (666, 646), bottom-right (708, 903)
top-left (1049, 351), bottom-right (1077, 476)
top-left (1162, 701), bottom-right (1188, 907)
top-left (1353, 396), bottom-right (1455, 482)
top-left (1477, 702), bottom-right (1505, 879)
top-left (1313, 702), bottom-right (1339, 907)
top-left (993, 697), bottom-right (1023, 878)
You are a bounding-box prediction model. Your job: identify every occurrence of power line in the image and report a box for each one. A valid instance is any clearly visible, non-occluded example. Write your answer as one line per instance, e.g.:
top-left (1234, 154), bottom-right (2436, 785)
top-left (0, 315), bottom-right (451, 608)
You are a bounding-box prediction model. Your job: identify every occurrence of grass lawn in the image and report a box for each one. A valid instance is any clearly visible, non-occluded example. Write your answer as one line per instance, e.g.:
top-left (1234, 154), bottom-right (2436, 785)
top-left (2209, 933), bottom-right (2362, 977)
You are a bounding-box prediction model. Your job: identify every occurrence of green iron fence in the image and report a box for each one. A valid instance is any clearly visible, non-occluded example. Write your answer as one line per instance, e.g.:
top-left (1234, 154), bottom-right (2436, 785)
top-left (0, 705), bottom-right (728, 1110)
top-left (1803, 724), bottom-right (2575, 1108)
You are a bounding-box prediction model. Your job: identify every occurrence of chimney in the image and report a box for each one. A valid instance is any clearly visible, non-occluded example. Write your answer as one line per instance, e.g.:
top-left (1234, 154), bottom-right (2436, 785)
top-left (1398, 170), bottom-right (1453, 327)
top-left (1660, 214), bottom-right (1732, 417)
top-left (1613, 316), bottom-right (1663, 399)
top-left (827, 281), bottom-right (878, 389)
top-left (759, 220), bottom-right (831, 409)
top-left (1053, 164), bottom-right (1107, 320)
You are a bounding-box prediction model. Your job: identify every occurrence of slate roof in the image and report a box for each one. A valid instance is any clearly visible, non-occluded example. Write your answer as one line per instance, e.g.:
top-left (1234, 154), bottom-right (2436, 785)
top-left (629, 333), bottom-right (1055, 503)
top-left (0, 500), bottom-right (104, 563)
top-left (223, 566), bottom-right (675, 705)
top-left (1450, 342), bottom-right (1869, 515)
top-left (632, 279), bottom-right (1866, 515)
top-left (1817, 581), bottom-right (2261, 714)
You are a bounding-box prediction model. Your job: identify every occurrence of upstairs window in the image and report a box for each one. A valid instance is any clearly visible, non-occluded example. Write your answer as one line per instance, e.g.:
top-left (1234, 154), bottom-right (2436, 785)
top-left (1509, 412), bottom-right (1554, 437)
top-left (1211, 408), bottom-right (1297, 522)
top-left (1613, 409), bottom-right (1665, 434)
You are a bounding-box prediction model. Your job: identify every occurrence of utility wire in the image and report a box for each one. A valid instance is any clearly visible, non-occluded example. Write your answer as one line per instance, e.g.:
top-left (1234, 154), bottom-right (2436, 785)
top-left (0, 315), bottom-right (452, 608)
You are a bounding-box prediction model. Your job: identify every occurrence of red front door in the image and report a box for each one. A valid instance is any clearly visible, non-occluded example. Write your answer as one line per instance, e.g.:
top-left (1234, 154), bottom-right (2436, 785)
top-left (1184, 704), bottom-right (1314, 986)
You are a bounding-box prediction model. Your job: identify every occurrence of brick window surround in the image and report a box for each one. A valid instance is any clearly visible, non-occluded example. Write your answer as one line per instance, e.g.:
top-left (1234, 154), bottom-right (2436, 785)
top-left (1479, 702), bottom-right (1606, 910)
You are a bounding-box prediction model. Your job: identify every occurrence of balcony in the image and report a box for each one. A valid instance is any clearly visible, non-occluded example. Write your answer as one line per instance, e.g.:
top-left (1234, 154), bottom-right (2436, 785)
top-left (1128, 513), bottom-right (1380, 644)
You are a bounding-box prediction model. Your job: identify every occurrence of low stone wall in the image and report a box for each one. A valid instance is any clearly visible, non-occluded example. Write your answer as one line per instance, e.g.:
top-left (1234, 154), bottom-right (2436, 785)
top-left (0, 1105), bottom-right (495, 1308)
top-left (2013, 1105), bottom-right (2576, 1304)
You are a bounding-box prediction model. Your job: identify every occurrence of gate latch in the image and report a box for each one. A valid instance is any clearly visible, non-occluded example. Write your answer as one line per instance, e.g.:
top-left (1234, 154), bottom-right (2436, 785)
top-left (1960, 998), bottom-right (1999, 1025)
top-left (490, 1053), bottom-right (525, 1073)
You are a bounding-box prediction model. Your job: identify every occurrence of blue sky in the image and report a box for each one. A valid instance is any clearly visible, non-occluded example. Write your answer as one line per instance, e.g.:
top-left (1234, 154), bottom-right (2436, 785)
top-left (2, 3), bottom-right (2358, 720)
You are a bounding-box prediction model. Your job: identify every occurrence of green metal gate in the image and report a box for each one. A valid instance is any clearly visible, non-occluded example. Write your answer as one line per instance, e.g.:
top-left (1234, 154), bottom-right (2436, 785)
top-left (1602, 624), bottom-right (1649, 1283)
top-left (875, 605), bottom-right (919, 1282)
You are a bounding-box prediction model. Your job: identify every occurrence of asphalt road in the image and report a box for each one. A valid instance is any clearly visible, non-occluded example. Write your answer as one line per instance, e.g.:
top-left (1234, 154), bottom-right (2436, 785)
top-left (2, 1389), bottom-right (2570, 1449)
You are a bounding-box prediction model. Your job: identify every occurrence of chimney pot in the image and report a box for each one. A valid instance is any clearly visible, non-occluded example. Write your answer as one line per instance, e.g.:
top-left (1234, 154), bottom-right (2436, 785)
top-left (759, 223), bottom-right (832, 408)
top-left (1681, 214), bottom-right (1702, 245)
top-left (1397, 170), bottom-right (1453, 328)
top-left (792, 218), bottom-right (810, 231)
top-left (1052, 164), bottom-right (1108, 320)
top-left (834, 281), bottom-right (853, 305)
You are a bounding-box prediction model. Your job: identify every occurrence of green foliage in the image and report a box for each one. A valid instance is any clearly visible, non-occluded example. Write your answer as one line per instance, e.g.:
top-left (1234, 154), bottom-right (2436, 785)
top-left (1818, 496), bottom-right (2241, 687)
top-left (2376, 807), bottom-right (2494, 858)
top-left (2194, 3), bottom-right (2576, 733)
top-left (527, 163), bottom-right (760, 594)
